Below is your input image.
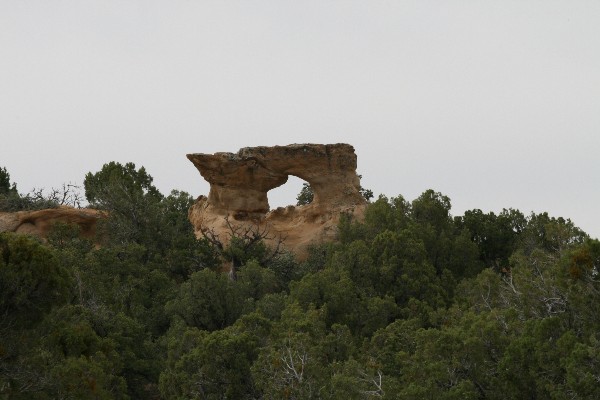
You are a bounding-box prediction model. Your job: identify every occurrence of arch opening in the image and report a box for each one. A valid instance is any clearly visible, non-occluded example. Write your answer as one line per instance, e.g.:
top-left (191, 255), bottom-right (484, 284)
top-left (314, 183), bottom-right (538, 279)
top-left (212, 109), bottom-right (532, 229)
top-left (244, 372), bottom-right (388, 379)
top-left (267, 175), bottom-right (310, 210)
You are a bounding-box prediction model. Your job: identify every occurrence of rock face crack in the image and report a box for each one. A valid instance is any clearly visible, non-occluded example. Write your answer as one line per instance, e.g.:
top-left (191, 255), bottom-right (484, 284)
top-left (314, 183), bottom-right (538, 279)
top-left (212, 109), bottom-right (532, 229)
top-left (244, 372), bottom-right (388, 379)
top-left (187, 143), bottom-right (367, 258)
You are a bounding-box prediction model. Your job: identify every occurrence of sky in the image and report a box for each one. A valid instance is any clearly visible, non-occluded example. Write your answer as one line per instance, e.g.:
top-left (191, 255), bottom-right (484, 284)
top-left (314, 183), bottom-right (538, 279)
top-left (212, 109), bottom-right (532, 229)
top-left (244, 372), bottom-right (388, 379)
top-left (1, 1), bottom-right (599, 238)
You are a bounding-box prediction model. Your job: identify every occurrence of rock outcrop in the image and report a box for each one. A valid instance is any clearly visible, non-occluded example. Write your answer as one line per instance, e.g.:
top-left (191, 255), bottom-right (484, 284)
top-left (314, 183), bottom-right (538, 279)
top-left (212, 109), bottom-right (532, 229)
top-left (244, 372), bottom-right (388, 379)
top-left (187, 143), bottom-right (367, 258)
top-left (0, 207), bottom-right (103, 239)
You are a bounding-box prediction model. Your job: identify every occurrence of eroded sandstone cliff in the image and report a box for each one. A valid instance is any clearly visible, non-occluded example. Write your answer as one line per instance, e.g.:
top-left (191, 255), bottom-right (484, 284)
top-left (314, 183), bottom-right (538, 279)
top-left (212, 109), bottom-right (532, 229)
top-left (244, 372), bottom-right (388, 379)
top-left (187, 143), bottom-right (367, 258)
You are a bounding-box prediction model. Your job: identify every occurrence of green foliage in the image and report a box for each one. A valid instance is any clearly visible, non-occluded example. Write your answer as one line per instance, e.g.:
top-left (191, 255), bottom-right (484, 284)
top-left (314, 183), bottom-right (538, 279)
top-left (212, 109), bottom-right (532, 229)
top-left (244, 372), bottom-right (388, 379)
top-left (50, 355), bottom-right (129, 400)
top-left (296, 182), bottom-right (314, 206)
top-left (159, 320), bottom-right (262, 399)
top-left (360, 187), bottom-right (374, 202)
top-left (455, 208), bottom-right (525, 268)
top-left (3, 164), bottom-right (600, 400)
top-left (264, 250), bottom-right (304, 287)
top-left (84, 161), bottom-right (162, 206)
top-left (165, 269), bottom-right (243, 331)
top-left (160, 191), bottom-right (220, 279)
top-left (0, 166), bottom-right (17, 195)
top-left (84, 162), bottom-right (218, 277)
top-left (225, 234), bottom-right (270, 270)
top-left (0, 233), bottom-right (71, 328)
top-left (35, 305), bottom-right (143, 399)
top-left (237, 259), bottom-right (280, 300)
top-left (84, 161), bottom-right (163, 246)
top-left (251, 304), bottom-right (332, 399)
top-left (520, 211), bottom-right (588, 254)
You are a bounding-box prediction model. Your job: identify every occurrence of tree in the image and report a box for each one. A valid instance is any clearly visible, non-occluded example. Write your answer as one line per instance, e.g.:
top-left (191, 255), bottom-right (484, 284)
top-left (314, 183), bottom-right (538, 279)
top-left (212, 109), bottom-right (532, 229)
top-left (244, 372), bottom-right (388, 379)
top-left (409, 190), bottom-right (454, 272)
top-left (84, 162), bottom-right (162, 207)
top-left (496, 317), bottom-right (576, 399)
top-left (84, 162), bottom-right (164, 246)
top-left (36, 305), bottom-right (142, 399)
top-left (296, 182), bottom-right (314, 206)
top-left (455, 208), bottom-right (525, 270)
top-left (84, 162), bottom-right (215, 273)
top-left (159, 321), bottom-right (261, 399)
top-left (296, 175), bottom-right (373, 206)
top-left (201, 217), bottom-right (284, 280)
top-left (251, 304), bottom-right (332, 399)
top-left (0, 166), bottom-right (17, 195)
top-left (28, 183), bottom-right (85, 208)
top-left (1, 167), bottom-right (86, 211)
top-left (165, 269), bottom-right (243, 331)
top-left (157, 190), bottom-right (221, 279)
top-left (0, 236), bottom-right (140, 399)
top-left (519, 212), bottom-right (588, 255)
top-left (0, 233), bottom-right (71, 328)
top-left (0, 166), bottom-right (23, 211)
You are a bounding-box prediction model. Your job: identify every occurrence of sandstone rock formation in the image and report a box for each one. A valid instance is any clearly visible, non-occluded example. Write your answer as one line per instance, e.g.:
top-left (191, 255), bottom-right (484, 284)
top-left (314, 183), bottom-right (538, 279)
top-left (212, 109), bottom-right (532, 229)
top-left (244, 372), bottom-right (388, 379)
top-left (187, 143), bottom-right (367, 258)
top-left (0, 207), bottom-right (103, 239)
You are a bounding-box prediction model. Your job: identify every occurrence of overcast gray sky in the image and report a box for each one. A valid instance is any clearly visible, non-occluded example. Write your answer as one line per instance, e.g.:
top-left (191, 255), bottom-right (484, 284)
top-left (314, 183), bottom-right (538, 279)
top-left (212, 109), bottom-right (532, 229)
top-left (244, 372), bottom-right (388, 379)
top-left (1, 1), bottom-right (599, 238)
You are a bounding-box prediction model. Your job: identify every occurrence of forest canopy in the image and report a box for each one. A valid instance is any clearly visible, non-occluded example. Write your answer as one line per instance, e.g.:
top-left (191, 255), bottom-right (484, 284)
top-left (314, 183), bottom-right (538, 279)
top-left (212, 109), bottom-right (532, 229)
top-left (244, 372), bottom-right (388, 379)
top-left (1, 163), bottom-right (599, 399)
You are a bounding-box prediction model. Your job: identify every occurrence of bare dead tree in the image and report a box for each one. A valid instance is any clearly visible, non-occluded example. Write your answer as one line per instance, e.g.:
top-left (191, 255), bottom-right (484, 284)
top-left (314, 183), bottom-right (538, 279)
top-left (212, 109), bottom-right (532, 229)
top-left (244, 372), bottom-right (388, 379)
top-left (359, 369), bottom-right (385, 398)
top-left (281, 346), bottom-right (308, 384)
top-left (28, 183), bottom-right (85, 208)
top-left (200, 215), bottom-right (286, 280)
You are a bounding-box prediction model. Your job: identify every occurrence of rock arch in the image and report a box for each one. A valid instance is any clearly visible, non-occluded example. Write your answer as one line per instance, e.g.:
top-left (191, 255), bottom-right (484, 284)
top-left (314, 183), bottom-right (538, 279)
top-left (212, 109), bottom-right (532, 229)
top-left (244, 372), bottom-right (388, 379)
top-left (187, 143), bottom-right (367, 258)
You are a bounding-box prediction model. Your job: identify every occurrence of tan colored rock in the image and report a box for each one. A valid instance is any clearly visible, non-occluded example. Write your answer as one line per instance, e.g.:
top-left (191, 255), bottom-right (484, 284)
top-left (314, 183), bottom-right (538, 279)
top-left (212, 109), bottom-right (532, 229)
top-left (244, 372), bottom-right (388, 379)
top-left (187, 143), bottom-right (367, 258)
top-left (0, 206), bottom-right (103, 239)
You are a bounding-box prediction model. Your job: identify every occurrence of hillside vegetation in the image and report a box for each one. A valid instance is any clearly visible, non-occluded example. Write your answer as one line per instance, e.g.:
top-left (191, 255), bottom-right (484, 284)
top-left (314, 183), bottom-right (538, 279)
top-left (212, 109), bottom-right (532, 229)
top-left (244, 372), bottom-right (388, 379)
top-left (1, 163), bottom-right (599, 399)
